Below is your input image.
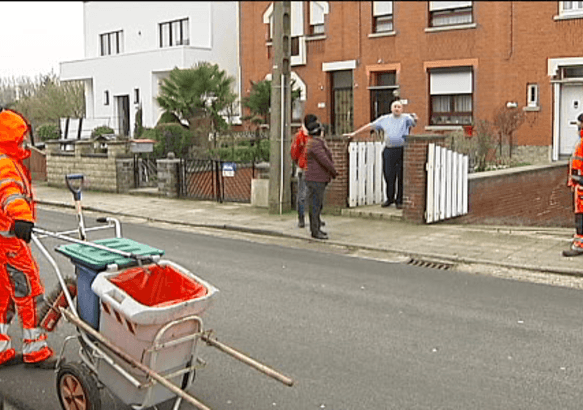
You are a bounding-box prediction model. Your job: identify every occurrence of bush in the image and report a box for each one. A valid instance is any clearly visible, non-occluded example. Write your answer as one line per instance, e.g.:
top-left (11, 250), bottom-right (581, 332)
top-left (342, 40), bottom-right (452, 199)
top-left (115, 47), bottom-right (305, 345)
top-left (36, 123), bottom-right (61, 141)
top-left (91, 125), bottom-right (115, 138)
top-left (152, 124), bottom-right (193, 158)
top-left (209, 139), bottom-right (269, 162)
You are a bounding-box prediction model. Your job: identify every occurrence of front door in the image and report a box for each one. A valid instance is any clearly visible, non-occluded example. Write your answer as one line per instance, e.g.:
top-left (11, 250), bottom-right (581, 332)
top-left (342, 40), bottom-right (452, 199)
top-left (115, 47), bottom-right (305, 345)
top-left (559, 84), bottom-right (583, 157)
top-left (331, 70), bottom-right (353, 135)
top-left (116, 95), bottom-right (130, 137)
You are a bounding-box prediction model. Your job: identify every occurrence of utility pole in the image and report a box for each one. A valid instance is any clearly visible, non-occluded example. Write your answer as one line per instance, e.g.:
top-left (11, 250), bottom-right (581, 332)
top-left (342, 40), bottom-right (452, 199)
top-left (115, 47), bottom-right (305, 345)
top-left (269, 1), bottom-right (292, 214)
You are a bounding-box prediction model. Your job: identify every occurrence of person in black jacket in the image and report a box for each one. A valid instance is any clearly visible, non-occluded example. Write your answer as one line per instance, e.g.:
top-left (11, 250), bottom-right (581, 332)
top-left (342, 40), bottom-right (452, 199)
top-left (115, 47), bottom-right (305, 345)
top-left (305, 122), bottom-right (337, 240)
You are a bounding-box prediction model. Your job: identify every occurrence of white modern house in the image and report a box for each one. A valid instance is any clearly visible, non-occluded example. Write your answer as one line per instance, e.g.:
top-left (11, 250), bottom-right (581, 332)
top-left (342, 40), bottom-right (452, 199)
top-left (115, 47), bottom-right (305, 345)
top-left (59, 1), bottom-right (241, 139)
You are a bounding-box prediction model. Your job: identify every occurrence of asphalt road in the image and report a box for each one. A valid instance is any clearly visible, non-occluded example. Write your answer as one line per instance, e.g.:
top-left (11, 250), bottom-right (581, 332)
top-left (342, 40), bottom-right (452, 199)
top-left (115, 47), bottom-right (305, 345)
top-left (1, 208), bottom-right (582, 410)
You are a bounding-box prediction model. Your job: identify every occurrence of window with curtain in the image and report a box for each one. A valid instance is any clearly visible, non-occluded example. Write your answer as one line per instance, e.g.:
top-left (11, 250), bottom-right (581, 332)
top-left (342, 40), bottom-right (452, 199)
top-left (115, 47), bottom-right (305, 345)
top-left (372, 1), bottom-right (393, 33)
top-left (429, 1), bottom-right (473, 27)
top-left (310, 2), bottom-right (329, 34)
top-left (159, 18), bottom-right (189, 47)
top-left (429, 67), bottom-right (473, 125)
top-left (100, 30), bottom-right (123, 56)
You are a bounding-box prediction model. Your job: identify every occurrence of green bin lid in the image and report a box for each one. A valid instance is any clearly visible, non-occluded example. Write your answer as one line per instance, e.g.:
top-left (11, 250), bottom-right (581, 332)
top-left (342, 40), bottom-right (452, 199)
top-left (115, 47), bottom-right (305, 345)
top-left (55, 238), bottom-right (165, 271)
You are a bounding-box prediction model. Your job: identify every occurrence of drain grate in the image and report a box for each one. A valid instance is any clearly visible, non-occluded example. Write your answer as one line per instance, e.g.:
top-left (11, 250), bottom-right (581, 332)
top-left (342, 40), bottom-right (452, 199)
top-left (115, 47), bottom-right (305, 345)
top-left (407, 258), bottom-right (454, 270)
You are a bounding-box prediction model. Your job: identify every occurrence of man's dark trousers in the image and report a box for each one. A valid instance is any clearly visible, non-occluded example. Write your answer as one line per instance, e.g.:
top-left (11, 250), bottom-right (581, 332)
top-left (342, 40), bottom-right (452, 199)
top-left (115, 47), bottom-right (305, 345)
top-left (383, 146), bottom-right (403, 205)
top-left (306, 180), bottom-right (326, 236)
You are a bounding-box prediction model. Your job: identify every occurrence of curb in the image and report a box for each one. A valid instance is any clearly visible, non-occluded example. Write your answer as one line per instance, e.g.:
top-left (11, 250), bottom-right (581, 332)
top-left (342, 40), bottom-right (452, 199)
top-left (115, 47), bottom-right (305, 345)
top-left (37, 200), bottom-right (583, 279)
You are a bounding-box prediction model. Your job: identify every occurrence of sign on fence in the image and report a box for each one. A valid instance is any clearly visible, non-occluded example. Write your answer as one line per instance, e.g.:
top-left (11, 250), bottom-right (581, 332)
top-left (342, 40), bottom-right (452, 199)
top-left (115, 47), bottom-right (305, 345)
top-left (222, 162), bottom-right (236, 177)
top-left (425, 143), bottom-right (468, 223)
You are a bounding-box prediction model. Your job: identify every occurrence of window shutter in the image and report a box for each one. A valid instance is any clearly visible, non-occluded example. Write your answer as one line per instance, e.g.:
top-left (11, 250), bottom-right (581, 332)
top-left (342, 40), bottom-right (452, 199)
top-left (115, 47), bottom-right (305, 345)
top-left (429, 1), bottom-right (472, 11)
top-left (430, 69), bottom-right (473, 95)
top-left (310, 2), bottom-right (328, 25)
top-left (373, 1), bottom-right (393, 16)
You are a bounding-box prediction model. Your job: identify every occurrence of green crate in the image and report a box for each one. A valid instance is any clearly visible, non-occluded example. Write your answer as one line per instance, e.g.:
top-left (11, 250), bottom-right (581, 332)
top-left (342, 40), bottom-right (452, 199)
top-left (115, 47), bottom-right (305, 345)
top-left (56, 238), bottom-right (165, 270)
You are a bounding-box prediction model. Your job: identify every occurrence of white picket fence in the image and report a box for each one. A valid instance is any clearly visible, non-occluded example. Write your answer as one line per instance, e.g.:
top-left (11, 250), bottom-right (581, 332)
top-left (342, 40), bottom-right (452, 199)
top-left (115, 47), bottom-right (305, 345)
top-left (425, 143), bottom-right (469, 223)
top-left (348, 141), bottom-right (386, 207)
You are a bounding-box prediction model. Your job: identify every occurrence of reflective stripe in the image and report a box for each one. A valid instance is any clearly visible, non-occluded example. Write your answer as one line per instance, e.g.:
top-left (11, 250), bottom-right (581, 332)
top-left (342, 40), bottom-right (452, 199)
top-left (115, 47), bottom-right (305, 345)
top-left (0, 339), bottom-right (11, 353)
top-left (22, 328), bottom-right (48, 355)
top-left (0, 178), bottom-right (24, 191)
top-left (0, 230), bottom-right (15, 238)
top-left (0, 324), bottom-right (11, 353)
top-left (2, 193), bottom-right (30, 212)
top-left (22, 327), bottom-right (42, 340)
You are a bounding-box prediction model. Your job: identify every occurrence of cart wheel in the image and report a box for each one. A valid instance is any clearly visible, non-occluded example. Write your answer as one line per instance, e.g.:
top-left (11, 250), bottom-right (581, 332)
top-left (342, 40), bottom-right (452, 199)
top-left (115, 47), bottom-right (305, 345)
top-left (56, 362), bottom-right (101, 410)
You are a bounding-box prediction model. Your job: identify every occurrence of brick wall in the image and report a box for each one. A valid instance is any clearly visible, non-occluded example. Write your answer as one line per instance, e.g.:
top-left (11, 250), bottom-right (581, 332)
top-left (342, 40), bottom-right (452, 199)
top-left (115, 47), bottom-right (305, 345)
top-left (240, 2), bottom-right (583, 163)
top-left (453, 162), bottom-right (573, 227)
top-left (403, 134), bottom-right (448, 223)
top-left (45, 140), bottom-right (134, 193)
top-left (323, 135), bottom-right (350, 213)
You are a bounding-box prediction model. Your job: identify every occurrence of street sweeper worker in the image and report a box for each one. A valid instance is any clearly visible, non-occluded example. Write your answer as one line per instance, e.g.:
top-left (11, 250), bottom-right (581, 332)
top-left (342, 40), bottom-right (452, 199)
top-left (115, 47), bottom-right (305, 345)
top-left (564, 112), bottom-right (583, 257)
top-left (0, 107), bottom-right (56, 368)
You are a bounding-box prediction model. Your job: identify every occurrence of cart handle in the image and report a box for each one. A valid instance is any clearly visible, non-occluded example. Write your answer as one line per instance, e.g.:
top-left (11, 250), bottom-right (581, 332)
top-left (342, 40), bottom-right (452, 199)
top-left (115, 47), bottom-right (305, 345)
top-left (65, 173), bottom-right (84, 201)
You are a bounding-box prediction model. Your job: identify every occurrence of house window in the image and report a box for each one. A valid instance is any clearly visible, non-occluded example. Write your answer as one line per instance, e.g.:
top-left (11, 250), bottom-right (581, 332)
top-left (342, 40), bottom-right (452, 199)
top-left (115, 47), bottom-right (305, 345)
top-left (104, 91), bottom-right (109, 106)
top-left (100, 30), bottom-right (123, 56)
top-left (309, 1), bottom-right (329, 35)
top-left (134, 88), bottom-right (140, 104)
top-left (527, 84), bottom-right (539, 108)
top-left (369, 71), bottom-right (398, 121)
top-left (560, 1), bottom-right (583, 16)
top-left (372, 1), bottom-right (393, 33)
top-left (159, 18), bottom-right (189, 47)
top-left (429, 1), bottom-right (473, 27)
top-left (429, 67), bottom-right (473, 125)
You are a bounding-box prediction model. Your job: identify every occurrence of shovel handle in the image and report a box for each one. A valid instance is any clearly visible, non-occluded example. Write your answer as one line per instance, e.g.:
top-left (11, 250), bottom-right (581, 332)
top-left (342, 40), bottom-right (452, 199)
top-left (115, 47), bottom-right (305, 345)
top-left (65, 174), bottom-right (84, 201)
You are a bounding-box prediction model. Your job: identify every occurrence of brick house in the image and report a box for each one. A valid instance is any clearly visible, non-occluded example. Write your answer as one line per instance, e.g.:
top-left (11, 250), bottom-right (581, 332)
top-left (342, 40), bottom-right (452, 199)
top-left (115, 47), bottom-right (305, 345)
top-left (240, 1), bottom-right (583, 164)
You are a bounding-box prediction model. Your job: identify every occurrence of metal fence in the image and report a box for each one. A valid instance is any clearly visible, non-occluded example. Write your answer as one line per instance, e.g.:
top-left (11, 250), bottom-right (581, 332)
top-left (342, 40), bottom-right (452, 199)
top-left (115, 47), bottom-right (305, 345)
top-left (134, 156), bottom-right (158, 188)
top-left (179, 158), bottom-right (257, 203)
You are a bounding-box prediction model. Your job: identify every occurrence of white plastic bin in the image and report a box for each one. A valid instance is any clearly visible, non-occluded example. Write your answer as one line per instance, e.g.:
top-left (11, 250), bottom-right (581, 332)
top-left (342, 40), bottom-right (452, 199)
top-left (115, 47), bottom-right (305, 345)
top-left (90, 260), bottom-right (219, 407)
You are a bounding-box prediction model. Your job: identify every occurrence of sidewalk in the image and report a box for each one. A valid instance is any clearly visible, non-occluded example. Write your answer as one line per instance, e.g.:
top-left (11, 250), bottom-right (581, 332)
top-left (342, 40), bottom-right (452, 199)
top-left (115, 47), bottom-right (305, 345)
top-left (33, 183), bottom-right (583, 277)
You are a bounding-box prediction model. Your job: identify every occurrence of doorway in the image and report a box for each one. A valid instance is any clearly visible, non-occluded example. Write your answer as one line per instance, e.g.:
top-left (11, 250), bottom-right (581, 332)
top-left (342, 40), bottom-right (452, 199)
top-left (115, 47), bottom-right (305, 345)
top-left (331, 70), bottom-right (353, 135)
top-left (559, 83), bottom-right (583, 158)
top-left (116, 95), bottom-right (130, 137)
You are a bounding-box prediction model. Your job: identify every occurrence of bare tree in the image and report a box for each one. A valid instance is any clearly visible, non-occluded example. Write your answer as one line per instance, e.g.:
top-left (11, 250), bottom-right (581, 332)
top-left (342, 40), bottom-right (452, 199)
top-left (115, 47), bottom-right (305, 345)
top-left (492, 106), bottom-right (525, 159)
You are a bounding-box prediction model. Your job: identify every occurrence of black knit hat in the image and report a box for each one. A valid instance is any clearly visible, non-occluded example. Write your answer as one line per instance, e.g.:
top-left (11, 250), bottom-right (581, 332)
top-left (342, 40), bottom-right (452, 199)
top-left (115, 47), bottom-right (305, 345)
top-left (307, 121), bottom-right (323, 136)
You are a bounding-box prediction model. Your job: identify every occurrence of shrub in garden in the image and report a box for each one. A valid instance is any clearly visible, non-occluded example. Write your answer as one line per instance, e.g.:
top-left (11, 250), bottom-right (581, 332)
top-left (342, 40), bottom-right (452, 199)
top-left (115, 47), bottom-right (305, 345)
top-left (36, 123), bottom-right (61, 141)
top-left (91, 125), bottom-right (115, 138)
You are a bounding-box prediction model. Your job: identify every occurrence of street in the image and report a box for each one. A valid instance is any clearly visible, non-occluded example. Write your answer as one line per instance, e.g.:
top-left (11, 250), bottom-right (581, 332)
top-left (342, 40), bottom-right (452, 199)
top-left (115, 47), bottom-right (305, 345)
top-left (0, 207), bottom-right (582, 410)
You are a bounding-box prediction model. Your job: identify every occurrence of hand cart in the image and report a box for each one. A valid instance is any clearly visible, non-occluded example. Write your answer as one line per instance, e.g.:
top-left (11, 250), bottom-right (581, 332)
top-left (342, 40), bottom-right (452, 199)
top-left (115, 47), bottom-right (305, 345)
top-left (32, 174), bottom-right (294, 410)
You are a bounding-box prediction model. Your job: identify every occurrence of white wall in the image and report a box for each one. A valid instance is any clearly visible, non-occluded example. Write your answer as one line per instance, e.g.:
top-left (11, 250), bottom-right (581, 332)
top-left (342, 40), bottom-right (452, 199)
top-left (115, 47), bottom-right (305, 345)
top-left (61, 1), bottom-right (240, 136)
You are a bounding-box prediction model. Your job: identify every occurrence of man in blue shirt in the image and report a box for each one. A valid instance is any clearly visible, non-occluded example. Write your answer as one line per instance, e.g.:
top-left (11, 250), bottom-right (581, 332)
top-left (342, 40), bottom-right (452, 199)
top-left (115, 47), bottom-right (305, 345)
top-left (346, 100), bottom-right (417, 209)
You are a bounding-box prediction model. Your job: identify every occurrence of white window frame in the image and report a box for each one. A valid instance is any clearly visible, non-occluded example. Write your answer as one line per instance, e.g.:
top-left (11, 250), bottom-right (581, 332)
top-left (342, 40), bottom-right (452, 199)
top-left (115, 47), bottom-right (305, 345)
top-left (159, 18), bottom-right (190, 48)
top-left (310, 1), bottom-right (329, 35)
top-left (527, 84), bottom-right (539, 108)
top-left (429, 1), bottom-right (473, 28)
top-left (100, 30), bottom-right (123, 56)
top-left (373, 1), bottom-right (394, 33)
top-left (560, 1), bottom-right (583, 16)
top-left (429, 67), bottom-right (474, 126)
top-left (263, 2), bottom-right (307, 66)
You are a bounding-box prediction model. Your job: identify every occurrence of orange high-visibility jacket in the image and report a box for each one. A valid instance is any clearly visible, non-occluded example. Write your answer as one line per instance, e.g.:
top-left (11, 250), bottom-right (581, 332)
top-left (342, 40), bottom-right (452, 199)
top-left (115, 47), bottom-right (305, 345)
top-left (0, 110), bottom-right (34, 239)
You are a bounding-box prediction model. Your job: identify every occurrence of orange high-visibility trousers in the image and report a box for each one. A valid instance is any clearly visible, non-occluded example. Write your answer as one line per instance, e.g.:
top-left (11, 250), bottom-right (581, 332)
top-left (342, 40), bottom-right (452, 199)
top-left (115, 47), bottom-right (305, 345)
top-left (0, 239), bottom-right (53, 364)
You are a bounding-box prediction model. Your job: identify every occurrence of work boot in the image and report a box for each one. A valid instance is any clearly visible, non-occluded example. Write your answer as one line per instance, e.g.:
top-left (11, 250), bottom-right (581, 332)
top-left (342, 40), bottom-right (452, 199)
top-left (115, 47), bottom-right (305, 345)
top-left (562, 246), bottom-right (583, 257)
top-left (298, 216), bottom-right (305, 228)
top-left (311, 231), bottom-right (328, 240)
top-left (0, 352), bottom-right (22, 368)
top-left (24, 355), bottom-right (59, 370)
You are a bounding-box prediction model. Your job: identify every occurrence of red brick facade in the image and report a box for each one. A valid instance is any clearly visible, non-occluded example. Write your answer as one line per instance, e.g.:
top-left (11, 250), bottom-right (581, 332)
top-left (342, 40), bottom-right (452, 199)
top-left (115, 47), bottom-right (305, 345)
top-left (240, 1), bottom-right (583, 161)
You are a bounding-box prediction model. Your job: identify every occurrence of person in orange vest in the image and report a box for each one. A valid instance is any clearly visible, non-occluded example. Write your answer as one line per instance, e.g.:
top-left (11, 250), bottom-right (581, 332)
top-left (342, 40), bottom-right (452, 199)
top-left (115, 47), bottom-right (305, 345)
top-left (0, 107), bottom-right (57, 368)
top-left (291, 114), bottom-right (318, 228)
top-left (564, 113), bottom-right (583, 257)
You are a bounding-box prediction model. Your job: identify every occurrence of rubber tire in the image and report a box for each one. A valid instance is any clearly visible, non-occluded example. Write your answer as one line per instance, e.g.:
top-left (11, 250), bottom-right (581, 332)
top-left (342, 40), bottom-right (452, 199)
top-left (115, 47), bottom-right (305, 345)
top-left (56, 362), bottom-right (101, 410)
